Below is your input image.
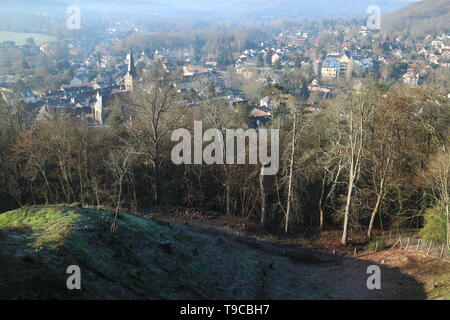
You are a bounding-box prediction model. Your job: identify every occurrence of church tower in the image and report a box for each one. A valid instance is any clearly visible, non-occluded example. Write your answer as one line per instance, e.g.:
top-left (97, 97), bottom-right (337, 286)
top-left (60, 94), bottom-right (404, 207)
top-left (94, 91), bottom-right (103, 124)
top-left (125, 49), bottom-right (137, 92)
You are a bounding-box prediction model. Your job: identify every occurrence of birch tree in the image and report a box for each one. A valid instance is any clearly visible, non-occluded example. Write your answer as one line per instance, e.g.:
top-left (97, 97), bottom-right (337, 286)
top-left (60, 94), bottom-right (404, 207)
top-left (316, 107), bottom-right (345, 230)
top-left (285, 108), bottom-right (297, 233)
top-left (367, 97), bottom-right (396, 238)
top-left (339, 88), bottom-right (378, 245)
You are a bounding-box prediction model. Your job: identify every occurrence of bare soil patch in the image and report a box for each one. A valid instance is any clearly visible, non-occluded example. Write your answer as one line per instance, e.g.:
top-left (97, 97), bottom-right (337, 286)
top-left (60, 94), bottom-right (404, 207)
top-left (144, 206), bottom-right (449, 300)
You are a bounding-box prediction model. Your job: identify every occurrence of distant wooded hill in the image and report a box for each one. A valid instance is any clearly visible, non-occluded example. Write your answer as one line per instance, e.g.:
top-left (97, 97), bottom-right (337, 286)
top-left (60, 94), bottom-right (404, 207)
top-left (382, 0), bottom-right (450, 38)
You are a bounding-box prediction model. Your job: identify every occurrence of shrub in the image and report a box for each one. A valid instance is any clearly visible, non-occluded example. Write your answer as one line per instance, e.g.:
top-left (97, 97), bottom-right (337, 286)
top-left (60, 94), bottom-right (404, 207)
top-left (420, 205), bottom-right (447, 245)
top-left (366, 236), bottom-right (388, 252)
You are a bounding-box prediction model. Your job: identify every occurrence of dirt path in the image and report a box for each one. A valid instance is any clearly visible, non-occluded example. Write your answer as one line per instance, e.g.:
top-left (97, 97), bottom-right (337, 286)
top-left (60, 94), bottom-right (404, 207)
top-left (356, 249), bottom-right (450, 299)
top-left (143, 207), bottom-right (449, 300)
top-left (235, 242), bottom-right (431, 299)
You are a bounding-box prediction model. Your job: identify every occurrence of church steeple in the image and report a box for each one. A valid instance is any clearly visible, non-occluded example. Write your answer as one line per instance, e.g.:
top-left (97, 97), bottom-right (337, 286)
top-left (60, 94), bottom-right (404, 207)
top-left (126, 49), bottom-right (137, 78)
top-left (125, 49), bottom-right (136, 92)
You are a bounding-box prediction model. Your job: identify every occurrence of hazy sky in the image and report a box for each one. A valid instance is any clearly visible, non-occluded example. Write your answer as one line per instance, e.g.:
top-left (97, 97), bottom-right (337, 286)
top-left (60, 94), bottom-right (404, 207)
top-left (0, 0), bottom-right (421, 20)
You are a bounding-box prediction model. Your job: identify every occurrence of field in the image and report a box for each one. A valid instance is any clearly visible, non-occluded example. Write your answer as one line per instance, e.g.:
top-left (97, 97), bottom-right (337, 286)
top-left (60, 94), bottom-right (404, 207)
top-left (0, 31), bottom-right (56, 45)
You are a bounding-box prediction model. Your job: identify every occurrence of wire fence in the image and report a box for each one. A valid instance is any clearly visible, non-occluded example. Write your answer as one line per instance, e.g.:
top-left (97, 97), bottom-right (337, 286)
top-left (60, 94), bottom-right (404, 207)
top-left (151, 212), bottom-right (450, 261)
top-left (390, 236), bottom-right (450, 261)
top-left (346, 230), bottom-right (450, 262)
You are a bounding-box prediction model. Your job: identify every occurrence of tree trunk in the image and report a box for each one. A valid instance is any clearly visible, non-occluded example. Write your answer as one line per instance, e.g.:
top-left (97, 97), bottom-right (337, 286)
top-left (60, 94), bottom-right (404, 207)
top-left (260, 166), bottom-right (270, 228)
top-left (260, 174), bottom-right (267, 226)
top-left (112, 180), bottom-right (123, 233)
top-left (285, 111), bottom-right (297, 234)
top-left (445, 192), bottom-right (449, 249)
top-left (319, 175), bottom-right (326, 229)
top-left (152, 157), bottom-right (160, 205)
top-left (368, 149), bottom-right (391, 238)
top-left (342, 171), bottom-right (354, 245)
top-left (368, 192), bottom-right (383, 238)
top-left (319, 207), bottom-right (325, 230)
top-left (226, 180), bottom-right (231, 216)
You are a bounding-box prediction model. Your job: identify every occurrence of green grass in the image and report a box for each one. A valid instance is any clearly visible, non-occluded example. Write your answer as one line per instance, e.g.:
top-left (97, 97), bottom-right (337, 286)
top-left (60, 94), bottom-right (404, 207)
top-left (0, 31), bottom-right (56, 46)
top-left (0, 206), bottom-right (268, 299)
top-left (426, 272), bottom-right (450, 300)
top-left (0, 205), bottom-right (441, 300)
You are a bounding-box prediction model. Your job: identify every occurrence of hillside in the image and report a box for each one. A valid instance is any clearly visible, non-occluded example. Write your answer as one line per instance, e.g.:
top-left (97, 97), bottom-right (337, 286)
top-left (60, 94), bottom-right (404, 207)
top-left (382, 0), bottom-right (450, 38)
top-left (0, 206), bottom-right (447, 300)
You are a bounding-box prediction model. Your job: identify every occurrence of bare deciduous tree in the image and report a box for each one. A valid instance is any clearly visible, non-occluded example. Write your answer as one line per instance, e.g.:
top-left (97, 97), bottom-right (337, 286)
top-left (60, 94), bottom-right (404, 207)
top-left (106, 147), bottom-right (136, 232)
top-left (127, 71), bottom-right (181, 204)
top-left (426, 150), bottom-right (450, 248)
top-left (337, 88), bottom-right (378, 244)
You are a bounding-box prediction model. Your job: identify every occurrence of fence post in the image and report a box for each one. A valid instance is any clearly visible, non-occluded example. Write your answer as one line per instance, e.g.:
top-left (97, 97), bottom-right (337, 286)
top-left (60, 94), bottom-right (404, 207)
top-left (440, 244), bottom-right (445, 259)
top-left (416, 238), bottom-right (421, 252)
top-left (427, 241), bottom-right (433, 255)
top-left (405, 237), bottom-right (410, 251)
top-left (374, 241), bottom-right (378, 253)
top-left (354, 247), bottom-right (357, 257)
top-left (391, 237), bottom-right (401, 249)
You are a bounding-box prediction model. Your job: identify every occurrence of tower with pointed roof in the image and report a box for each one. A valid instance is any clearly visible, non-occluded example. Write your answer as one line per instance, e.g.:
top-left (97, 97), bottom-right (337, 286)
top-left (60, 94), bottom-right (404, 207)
top-left (125, 49), bottom-right (137, 92)
top-left (93, 90), bottom-right (103, 124)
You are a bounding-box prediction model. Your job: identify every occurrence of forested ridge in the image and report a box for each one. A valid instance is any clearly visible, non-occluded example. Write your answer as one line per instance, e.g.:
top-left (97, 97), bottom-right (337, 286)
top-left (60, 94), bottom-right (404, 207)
top-left (382, 0), bottom-right (450, 38)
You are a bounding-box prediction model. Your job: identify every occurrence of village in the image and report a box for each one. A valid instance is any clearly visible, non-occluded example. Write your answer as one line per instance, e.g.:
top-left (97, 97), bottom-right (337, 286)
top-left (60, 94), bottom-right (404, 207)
top-left (0, 0), bottom-right (449, 303)
top-left (1, 18), bottom-right (450, 128)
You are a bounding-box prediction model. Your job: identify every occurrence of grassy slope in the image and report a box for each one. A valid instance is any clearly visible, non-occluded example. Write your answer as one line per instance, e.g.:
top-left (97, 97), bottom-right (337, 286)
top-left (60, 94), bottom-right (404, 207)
top-left (0, 206), bottom-right (328, 299)
top-left (0, 206), bottom-right (446, 300)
